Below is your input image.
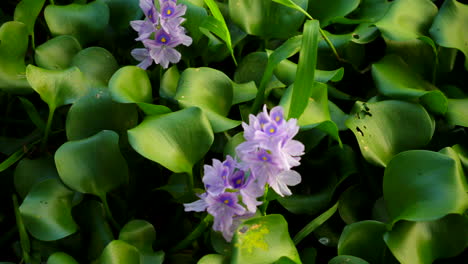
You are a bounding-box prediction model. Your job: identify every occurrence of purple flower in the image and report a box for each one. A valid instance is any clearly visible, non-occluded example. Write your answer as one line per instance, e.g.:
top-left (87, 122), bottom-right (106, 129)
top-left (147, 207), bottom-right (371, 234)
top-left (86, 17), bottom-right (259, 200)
top-left (203, 156), bottom-right (236, 196)
top-left (130, 48), bottom-right (153, 70)
top-left (159, 0), bottom-right (187, 32)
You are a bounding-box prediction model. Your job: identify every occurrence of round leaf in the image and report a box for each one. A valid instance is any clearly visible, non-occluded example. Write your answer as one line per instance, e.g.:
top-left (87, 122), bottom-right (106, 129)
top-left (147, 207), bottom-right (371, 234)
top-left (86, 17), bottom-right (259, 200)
top-left (47, 252), bottom-right (79, 264)
top-left (175, 67), bottom-right (240, 133)
top-left (44, 1), bottom-right (110, 45)
top-left (55, 130), bottom-right (129, 196)
top-left (446, 99), bottom-right (468, 127)
top-left (19, 178), bottom-right (78, 241)
top-left (328, 255), bottom-right (369, 264)
top-left (128, 107), bottom-right (214, 173)
top-left (198, 254), bottom-right (227, 264)
top-left (384, 149), bottom-right (468, 224)
top-left (0, 21), bottom-right (31, 94)
top-left (97, 240), bottom-right (140, 264)
top-left (345, 100), bottom-right (435, 167)
top-left (14, 157), bottom-right (58, 199)
top-left (66, 89), bottom-right (138, 141)
top-left (70, 47), bottom-right (118, 87)
top-left (231, 214), bottom-right (301, 264)
top-left (119, 220), bottom-right (156, 253)
top-left (109, 66), bottom-right (152, 104)
top-left (35, 35), bottom-right (82, 70)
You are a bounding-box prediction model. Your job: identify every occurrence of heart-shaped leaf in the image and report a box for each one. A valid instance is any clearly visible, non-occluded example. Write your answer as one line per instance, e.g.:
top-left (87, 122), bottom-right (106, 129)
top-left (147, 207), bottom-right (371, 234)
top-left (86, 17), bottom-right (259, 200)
top-left (231, 214), bottom-right (301, 264)
top-left (96, 240), bottom-right (140, 264)
top-left (384, 148), bottom-right (468, 224)
top-left (328, 255), bottom-right (370, 264)
top-left (307, 0), bottom-right (360, 27)
top-left (0, 21), bottom-right (31, 94)
top-left (19, 178), bottom-right (78, 241)
top-left (44, 1), bottom-right (110, 45)
top-left (55, 130), bottom-right (129, 197)
top-left (70, 47), bottom-right (118, 87)
top-left (34, 35), bottom-right (82, 70)
top-left (66, 89), bottom-right (138, 141)
top-left (47, 252), bottom-right (79, 264)
top-left (128, 107), bottom-right (214, 174)
top-left (14, 157), bottom-right (58, 199)
top-left (175, 67), bottom-right (240, 132)
top-left (109, 66), bottom-right (152, 104)
top-left (14, 0), bottom-right (46, 35)
top-left (429, 0), bottom-right (468, 70)
top-left (345, 100), bottom-right (435, 167)
top-left (198, 254), bottom-right (228, 264)
top-left (446, 99), bottom-right (468, 127)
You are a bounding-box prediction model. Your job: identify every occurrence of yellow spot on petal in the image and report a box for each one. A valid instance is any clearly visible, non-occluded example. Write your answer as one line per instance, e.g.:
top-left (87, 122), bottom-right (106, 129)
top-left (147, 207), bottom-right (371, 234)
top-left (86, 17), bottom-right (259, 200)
top-left (161, 37), bottom-right (167, 43)
top-left (236, 179), bottom-right (242, 185)
top-left (269, 128), bottom-right (275, 133)
top-left (262, 156), bottom-right (268, 161)
top-left (275, 116), bottom-right (280, 121)
top-left (167, 9), bottom-right (172, 15)
top-left (224, 199), bottom-right (229, 204)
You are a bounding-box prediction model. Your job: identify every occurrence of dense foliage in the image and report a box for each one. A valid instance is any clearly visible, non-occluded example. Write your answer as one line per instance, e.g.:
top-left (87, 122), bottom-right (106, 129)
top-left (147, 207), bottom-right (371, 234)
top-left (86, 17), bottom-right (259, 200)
top-left (0, 0), bottom-right (467, 263)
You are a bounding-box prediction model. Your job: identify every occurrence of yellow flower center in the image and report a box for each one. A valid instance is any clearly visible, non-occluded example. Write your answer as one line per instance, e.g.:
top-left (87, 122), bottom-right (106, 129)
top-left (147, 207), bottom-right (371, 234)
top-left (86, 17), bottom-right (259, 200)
top-left (167, 9), bottom-right (172, 15)
top-left (269, 128), bottom-right (275, 133)
top-left (161, 37), bottom-right (167, 43)
top-left (275, 116), bottom-right (280, 122)
top-left (262, 156), bottom-right (268, 161)
top-left (224, 199), bottom-right (229, 204)
top-left (236, 179), bottom-right (242, 185)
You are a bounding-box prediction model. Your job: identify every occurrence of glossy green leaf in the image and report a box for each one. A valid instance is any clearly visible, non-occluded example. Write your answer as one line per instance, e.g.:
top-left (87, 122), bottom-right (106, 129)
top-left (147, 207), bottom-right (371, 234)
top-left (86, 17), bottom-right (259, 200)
top-left (66, 89), bottom-right (138, 141)
top-left (119, 220), bottom-right (164, 264)
top-left (429, 0), bottom-right (468, 70)
top-left (229, 0), bottom-right (307, 39)
top-left (251, 35), bottom-right (302, 113)
top-left (384, 214), bottom-right (468, 264)
top-left (293, 202), bottom-right (339, 245)
top-left (34, 35), bottom-right (82, 70)
top-left (338, 185), bottom-right (375, 225)
top-left (384, 149), bottom-right (468, 224)
top-left (100, 0), bottom-right (142, 30)
top-left (26, 65), bottom-right (88, 110)
top-left (70, 47), bottom-right (119, 87)
top-left (55, 130), bottom-right (129, 197)
top-left (96, 240), bottom-right (140, 264)
top-left (307, 0), bottom-right (360, 27)
top-left (14, 157), bottom-right (58, 199)
top-left (201, 0), bottom-right (236, 64)
top-left (0, 21), bottom-right (31, 94)
top-left (198, 254), bottom-right (228, 264)
top-left (372, 55), bottom-right (447, 114)
top-left (44, 1), bottom-right (110, 45)
top-left (232, 81), bottom-right (257, 105)
top-left (289, 19), bottom-right (319, 119)
top-left (374, 0), bottom-right (437, 41)
top-left (446, 99), bottom-right (468, 127)
top-left (345, 100), bottom-right (435, 167)
top-left (136, 103), bottom-right (172, 116)
top-left (47, 252), bottom-right (79, 264)
top-left (231, 214), bottom-right (301, 264)
top-left (159, 65), bottom-right (180, 100)
top-left (337, 221), bottom-right (389, 264)
top-left (179, 0), bottom-right (208, 43)
top-left (19, 178), bottom-right (78, 241)
top-left (274, 58), bottom-right (344, 86)
top-left (175, 67), bottom-right (240, 132)
top-left (328, 255), bottom-right (370, 264)
top-left (0, 148), bottom-right (26, 173)
top-left (335, 0), bottom-right (392, 24)
top-left (234, 52), bottom-right (268, 86)
top-left (128, 107), bottom-right (214, 174)
top-left (14, 0), bottom-right (46, 35)
top-left (109, 66), bottom-right (152, 104)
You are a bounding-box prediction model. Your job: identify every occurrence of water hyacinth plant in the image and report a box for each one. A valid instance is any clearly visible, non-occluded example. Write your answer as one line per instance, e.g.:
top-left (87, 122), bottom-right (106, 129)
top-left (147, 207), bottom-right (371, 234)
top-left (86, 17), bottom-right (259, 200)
top-left (0, 0), bottom-right (468, 263)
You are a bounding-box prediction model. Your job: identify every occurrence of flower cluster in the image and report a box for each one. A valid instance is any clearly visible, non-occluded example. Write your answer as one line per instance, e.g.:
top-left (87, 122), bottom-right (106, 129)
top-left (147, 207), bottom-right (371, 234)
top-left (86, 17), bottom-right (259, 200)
top-left (130, 0), bottom-right (192, 69)
top-left (184, 106), bottom-right (305, 241)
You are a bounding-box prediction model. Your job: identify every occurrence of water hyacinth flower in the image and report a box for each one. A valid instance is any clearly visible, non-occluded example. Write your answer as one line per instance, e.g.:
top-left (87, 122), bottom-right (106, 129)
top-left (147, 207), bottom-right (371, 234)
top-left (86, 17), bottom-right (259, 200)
top-left (130, 0), bottom-right (192, 69)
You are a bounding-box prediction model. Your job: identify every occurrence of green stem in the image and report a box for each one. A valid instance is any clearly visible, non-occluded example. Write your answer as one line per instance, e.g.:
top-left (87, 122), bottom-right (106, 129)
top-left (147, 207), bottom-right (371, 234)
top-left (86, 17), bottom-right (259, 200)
top-left (13, 195), bottom-right (31, 264)
top-left (49, 0), bottom-right (55, 5)
top-left (169, 214), bottom-right (213, 253)
top-left (100, 194), bottom-right (120, 231)
top-left (259, 185), bottom-right (270, 216)
top-left (319, 28), bottom-right (343, 62)
top-left (41, 107), bottom-right (55, 151)
top-left (293, 202), bottom-right (339, 245)
top-left (31, 32), bottom-right (36, 50)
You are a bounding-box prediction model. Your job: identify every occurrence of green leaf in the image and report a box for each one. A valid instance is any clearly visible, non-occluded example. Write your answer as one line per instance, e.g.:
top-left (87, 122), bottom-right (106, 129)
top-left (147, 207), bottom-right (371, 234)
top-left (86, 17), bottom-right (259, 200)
top-left (65, 89), bottom-right (138, 141)
top-left (0, 21), bottom-right (31, 94)
top-left (0, 147), bottom-right (26, 173)
top-left (337, 221), bottom-right (390, 264)
top-left (198, 254), bottom-right (228, 264)
top-left (446, 99), bottom-right (468, 127)
top-left (128, 107), bottom-right (214, 174)
top-left (232, 214), bottom-right (301, 264)
top-left (307, 0), bottom-right (360, 27)
top-left (228, 0), bottom-right (307, 39)
top-left (26, 65), bottom-right (88, 110)
top-left (201, 0), bottom-right (236, 64)
top-left (175, 67), bottom-right (240, 133)
top-left (274, 58), bottom-right (344, 86)
top-left (338, 185), bottom-right (375, 225)
top-left (328, 255), bottom-right (370, 264)
top-left (108, 66), bottom-right (152, 104)
top-left (136, 103), bottom-right (172, 116)
top-left (96, 240), bottom-right (140, 264)
top-left (100, 0), bottom-right (142, 31)
top-left (18, 97), bottom-right (46, 131)
top-left (371, 55), bottom-right (447, 114)
top-left (34, 35), bottom-right (82, 70)
top-left (14, 157), bottom-right (58, 199)
top-left (47, 252), bottom-right (79, 264)
top-left (179, 0), bottom-right (208, 43)
top-left (14, 0), bottom-right (46, 35)
top-left (55, 130), bottom-right (129, 197)
top-left (19, 178), bottom-right (78, 241)
top-left (119, 220), bottom-right (164, 264)
top-left (70, 47), bottom-right (119, 87)
top-left (289, 20), bottom-right (319, 119)
top-left (232, 81), bottom-right (257, 105)
top-left (429, 0), bottom-right (468, 70)
top-left (383, 149), bottom-right (468, 224)
top-left (384, 214), bottom-right (468, 264)
top-left (44, 1), bottom-right (110, 45)
top-left (293, 202), bottom-right (339, 245)
top-left (251, 35), bottom-right (302, 113)
top-left (345, 100), bottom-right (435, 167)
top-left (159, 65), bottom-right (180, 100)
top-left (374, 0), bottom-right (437, 41)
